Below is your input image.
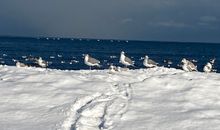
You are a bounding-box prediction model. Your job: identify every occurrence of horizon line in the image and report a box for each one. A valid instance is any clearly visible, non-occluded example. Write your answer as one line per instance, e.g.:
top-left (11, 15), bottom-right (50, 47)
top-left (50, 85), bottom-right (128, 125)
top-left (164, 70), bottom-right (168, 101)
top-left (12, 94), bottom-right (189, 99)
top-left (0, 35), bottom-right (219, 44)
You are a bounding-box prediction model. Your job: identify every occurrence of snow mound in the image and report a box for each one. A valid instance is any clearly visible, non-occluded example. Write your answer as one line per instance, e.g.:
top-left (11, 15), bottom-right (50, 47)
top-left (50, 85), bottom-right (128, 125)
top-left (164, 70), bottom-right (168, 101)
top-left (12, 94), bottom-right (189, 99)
top-left (0, 66), bottom-right (220, 130)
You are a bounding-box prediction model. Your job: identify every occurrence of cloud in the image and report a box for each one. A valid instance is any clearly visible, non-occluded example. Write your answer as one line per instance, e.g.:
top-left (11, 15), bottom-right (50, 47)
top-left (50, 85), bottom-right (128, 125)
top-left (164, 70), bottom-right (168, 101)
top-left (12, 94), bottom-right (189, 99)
top-left (1, 0), bottom-right (220, 42)
top-left (149, 21), bottom-right (188, 28)
top-left (200, 16), bottom-right (218, 22)
top-left (197, 16), bottom-right (219, 29)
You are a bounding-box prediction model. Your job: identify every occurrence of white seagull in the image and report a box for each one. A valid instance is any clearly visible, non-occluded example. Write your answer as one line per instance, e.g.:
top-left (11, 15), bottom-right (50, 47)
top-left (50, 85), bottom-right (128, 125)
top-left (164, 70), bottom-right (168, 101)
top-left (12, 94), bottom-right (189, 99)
top-left (203, 59), bottom-right (215, 73)
top-left (143, 55), bottom-right (158, 68)
top-left (84, 54), bottom-right (100, 69)
top-left (203, 62), bottom-right (212, 73)
top-left (181, 58), bottom-right (197, 72)
top-left (109, 64), bottom-right (118, 73)
top-left (119, 51), bottom-right (134, 68)
top-left (36, 57), bottom-right (48, 68)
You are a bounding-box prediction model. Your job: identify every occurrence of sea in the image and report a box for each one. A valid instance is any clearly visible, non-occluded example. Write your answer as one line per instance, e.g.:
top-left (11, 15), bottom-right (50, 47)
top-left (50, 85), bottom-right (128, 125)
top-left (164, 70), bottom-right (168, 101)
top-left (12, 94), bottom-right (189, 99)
top-left (0, 37), bottom-right (219, 72)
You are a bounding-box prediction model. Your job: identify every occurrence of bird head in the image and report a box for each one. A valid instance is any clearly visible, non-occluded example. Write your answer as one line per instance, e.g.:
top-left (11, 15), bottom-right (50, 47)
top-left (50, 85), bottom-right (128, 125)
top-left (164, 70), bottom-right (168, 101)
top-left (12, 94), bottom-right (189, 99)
top-left (85, 54), bottom-right (89, 57)
top-left (37, 57), bottom-right (43, 63)
top-left (181, 58), bottom-right (187, 64)
top-left (210, 58), bottom-right (216, 64)
top-left (109, 64), bottom-right (115, 70)
top-left (206, 62), bottom-right (212, 66)
top-left (145, 55), bottom-right (149, 59)
top-left (84, 54), bottom-right (89, 61)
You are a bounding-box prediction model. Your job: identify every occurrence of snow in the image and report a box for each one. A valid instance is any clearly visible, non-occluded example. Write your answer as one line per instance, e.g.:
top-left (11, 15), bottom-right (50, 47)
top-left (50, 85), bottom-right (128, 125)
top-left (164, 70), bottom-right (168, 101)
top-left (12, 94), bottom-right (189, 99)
top-left (1, 65), bottom-right (220, 130)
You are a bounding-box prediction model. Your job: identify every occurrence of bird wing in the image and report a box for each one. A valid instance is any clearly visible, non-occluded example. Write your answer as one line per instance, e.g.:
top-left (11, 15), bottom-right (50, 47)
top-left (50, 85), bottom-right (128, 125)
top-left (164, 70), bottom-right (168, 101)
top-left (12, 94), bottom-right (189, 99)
top-left (148, 59), bottom-right (157, 65)
top-left (205, 63), bottom-right (212, 70)
top-left (125, 56), bottom-right (134, 64)
top-left (206, 65), bottom-right (211, 70)
top-left (88, 57), bottom-right (100, 64)
top-left (188, 61), bottom-right (197, 71)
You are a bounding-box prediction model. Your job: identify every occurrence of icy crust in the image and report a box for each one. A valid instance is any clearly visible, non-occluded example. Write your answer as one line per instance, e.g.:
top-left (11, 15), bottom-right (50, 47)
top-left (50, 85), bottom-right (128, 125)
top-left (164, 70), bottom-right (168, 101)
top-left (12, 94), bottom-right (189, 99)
top-left (0, 65), bottom-right (220, 130)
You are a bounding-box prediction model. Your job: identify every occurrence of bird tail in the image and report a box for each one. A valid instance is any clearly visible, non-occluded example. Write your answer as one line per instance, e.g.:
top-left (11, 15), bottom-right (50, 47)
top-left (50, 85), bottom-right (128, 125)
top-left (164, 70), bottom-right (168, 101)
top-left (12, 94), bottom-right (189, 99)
top-left (131, 64), bottom-right (137, 68)
top-left (97, 64), bottom-right (102, 68)
top-left (131, 61), bottom-right (136, 67)
top-left (194, 66), bottom-right (198, 71)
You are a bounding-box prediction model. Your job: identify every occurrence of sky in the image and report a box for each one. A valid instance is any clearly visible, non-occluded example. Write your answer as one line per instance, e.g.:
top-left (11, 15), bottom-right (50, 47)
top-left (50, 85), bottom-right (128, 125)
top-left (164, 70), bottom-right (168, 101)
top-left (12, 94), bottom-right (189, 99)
top-left (0, 0), bottom-right (220, 43)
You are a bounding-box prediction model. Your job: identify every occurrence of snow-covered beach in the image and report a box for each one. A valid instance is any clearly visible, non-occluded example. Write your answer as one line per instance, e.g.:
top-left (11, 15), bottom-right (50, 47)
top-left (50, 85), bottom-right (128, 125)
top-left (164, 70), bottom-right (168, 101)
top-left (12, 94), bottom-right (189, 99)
top-left (1, 65), bottom-right (220, 130)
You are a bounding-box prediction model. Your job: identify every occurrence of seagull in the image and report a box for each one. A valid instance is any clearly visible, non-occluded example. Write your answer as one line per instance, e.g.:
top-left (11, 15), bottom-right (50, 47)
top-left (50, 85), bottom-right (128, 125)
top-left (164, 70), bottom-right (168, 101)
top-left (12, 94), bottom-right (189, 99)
top-left (119, 51), bottom-right (134, 68)
top-left (143, 55), bottom-right (158, 68)
top-left (203, 59), bottom-right (215, 73)
top-left (109, 64), bottom-right (127, 73)
top-left (181, 58), bottom-right (197, 72)
top-left (35, 57), bottom-right (48, 68)
top-left (84, 54), bottom-right (100, 69)
top-left (109, 64), bottom-right (118, 73)
top-left (203, 62), bottom-right (212, 73)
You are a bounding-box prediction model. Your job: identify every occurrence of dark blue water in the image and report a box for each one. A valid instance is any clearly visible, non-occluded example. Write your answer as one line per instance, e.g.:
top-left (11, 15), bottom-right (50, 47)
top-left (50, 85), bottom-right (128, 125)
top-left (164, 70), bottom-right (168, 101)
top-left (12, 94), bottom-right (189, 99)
top-left (0, 37), bottom-right (219, 72)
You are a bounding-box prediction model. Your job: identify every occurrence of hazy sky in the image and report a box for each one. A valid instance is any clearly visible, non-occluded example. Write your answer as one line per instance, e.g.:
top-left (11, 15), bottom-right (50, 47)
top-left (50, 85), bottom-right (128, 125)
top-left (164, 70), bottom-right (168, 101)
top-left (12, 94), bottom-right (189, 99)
top-left (0, 0), bottom-right (220, 43)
